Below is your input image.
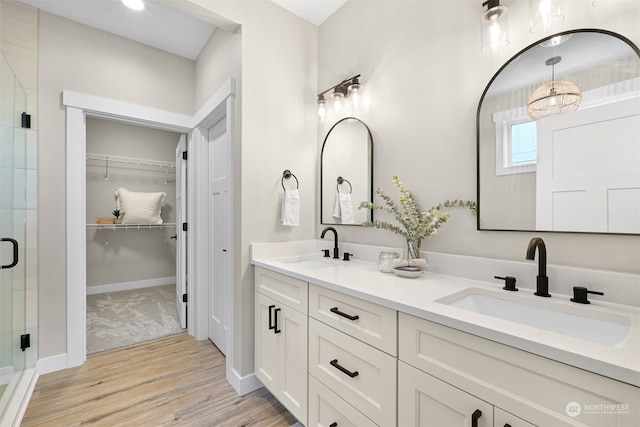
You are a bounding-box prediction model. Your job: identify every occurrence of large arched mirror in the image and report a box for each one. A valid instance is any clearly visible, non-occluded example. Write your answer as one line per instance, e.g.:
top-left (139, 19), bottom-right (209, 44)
top-left (477, 29), bottom-right (640, 234)
top-left (321, 117), bottom-right (373, 225)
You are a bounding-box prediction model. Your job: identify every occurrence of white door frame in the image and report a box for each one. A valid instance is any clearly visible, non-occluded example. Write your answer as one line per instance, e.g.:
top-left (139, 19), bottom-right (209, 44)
top-left (63, 79), bottom-right (235, 372)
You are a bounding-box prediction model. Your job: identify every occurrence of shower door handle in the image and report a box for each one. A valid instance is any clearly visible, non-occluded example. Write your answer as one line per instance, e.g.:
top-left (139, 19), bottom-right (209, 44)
top-left (1, 238), bottom-right (18, 269)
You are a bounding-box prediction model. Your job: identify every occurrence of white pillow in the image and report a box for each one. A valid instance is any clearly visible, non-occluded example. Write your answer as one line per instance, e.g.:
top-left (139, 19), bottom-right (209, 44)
top-left (115, 188), bottom-right (166, 225)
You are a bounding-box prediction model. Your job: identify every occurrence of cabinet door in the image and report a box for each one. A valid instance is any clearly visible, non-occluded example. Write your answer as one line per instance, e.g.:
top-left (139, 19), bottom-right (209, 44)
top-left (494, 408), bottom-right (536, 427)
top-left (255, 292), bottom-right (278, 393)
top-left (279, 304), bottom-right (308, 425)
top-left (399, 361), bottom-right (493, 427)
top-left (309, 375), bottom-right (378, 427)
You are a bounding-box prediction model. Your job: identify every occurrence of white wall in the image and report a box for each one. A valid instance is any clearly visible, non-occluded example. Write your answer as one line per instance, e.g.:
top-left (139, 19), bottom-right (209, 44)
top-left (318, 0), bottom-right (640, 275)
top-left (85, 118), bottom-right (179, 288)
top-left (189, 0), bottom-right (318, 378)
top-left (37, 12), bottom-right (195, 359)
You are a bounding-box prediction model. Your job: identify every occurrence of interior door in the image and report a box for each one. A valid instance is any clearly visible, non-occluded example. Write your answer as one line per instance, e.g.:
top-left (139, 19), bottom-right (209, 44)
top-left (175, 135), bottom-right (187, 328)
top-left (208, 119), bottom-right (229, 355)
top-left (536, 97), bottom-right (640, 232)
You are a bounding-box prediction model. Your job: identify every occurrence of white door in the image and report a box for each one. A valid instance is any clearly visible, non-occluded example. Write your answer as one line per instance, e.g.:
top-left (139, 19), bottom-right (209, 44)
top-left (208, 120), bottom-right (229, 355)
top-left (536, 97), bottom-right (640, 232)
top-left (175, 135), bottom-right (187, 328)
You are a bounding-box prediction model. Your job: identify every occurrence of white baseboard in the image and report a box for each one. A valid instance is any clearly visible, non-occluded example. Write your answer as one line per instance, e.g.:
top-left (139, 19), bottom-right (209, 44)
top-left (227, 367), bottom-right (263, 396)
top-left (36, 353), bottom-right (68, 376)
top-left (86, 276), bottom-right (176, 295)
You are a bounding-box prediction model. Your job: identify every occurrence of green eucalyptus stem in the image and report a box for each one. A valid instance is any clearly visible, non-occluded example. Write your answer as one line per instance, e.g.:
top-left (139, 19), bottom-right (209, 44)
top-left (358, 176), bottom-right (476, 253)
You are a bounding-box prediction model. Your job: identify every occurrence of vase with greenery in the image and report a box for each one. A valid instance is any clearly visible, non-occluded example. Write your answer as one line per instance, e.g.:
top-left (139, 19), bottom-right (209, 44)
top-left (112, 209), bottom-right (123, 224)
top-left (359, 176), bottom-right (476, 260)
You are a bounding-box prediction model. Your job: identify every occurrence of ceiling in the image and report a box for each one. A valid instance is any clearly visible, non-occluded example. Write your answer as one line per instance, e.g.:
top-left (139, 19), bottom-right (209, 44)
top-left (18, 0), bottom-right (347, 60)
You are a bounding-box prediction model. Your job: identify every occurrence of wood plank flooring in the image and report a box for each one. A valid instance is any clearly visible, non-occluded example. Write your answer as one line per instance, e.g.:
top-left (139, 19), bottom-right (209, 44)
top-left (22, 333), bottom-right (297, 426)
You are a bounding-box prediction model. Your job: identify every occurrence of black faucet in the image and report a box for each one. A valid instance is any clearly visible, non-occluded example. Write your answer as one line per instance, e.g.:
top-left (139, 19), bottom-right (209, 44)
top-left (321, 226), bottom-right (339, 259)
top-left (526, 237), bottom-right (551, 297)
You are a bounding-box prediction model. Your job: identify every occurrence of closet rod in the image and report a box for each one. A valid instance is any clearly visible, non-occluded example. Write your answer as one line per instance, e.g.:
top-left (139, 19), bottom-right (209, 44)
top-left (86, 152), bottom-right (176, 170)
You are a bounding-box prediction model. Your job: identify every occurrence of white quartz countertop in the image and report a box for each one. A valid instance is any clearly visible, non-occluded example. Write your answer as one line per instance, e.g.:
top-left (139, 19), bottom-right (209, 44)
top-left (250, 240), bottom-right (640, 387)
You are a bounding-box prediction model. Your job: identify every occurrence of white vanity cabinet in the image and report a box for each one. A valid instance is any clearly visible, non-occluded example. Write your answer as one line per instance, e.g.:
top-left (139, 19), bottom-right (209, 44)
top-left (399, 312), bottom-right (640, 427)
top-left (254, 268), bottom-right (308, 425)
top-left (308, 284), bottom-right (398, 427)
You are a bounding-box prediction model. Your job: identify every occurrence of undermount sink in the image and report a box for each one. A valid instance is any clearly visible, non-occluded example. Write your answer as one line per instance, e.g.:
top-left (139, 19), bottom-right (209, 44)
top-left (437, 288), bottom-right (632, 348)
top-left (282, 258), bottom-right (337, 270)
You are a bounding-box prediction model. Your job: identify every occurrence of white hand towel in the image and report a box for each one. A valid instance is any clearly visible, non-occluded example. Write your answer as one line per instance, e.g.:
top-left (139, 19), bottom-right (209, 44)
top-left (339, 193), bottom-right (355, 224)
top-left (333, 193), bottom-right (342, 219)
top-left (281, 189), bottom-right (300, 226)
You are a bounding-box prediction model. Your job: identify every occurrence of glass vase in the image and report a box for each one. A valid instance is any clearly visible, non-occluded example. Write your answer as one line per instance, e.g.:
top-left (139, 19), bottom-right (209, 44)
top-left (406, 239), bottom-right (421, 259)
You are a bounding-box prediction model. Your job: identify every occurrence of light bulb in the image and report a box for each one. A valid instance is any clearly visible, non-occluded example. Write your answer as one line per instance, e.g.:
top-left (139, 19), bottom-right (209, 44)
top-left (332, 91), bottom-right (345, 115)
top-left (122, 0), bottom-right (144, 11)
top-left (317, 98), bottom-right (326, 123)
top-left (349, 83), bottom-right (361, 113)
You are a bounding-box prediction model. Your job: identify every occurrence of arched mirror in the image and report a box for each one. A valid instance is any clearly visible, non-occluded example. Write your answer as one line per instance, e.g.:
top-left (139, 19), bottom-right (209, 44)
top-left (477, 29), bottom-right (640, 234)
top-left (321, 117), bottom-right (373, 225)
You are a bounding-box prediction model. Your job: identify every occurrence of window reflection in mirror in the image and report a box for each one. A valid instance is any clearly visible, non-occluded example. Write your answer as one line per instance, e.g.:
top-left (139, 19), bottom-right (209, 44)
top-left (477, 29), bottom-right (640, 234)
top-left (320, 117), bottom-right (373, 225)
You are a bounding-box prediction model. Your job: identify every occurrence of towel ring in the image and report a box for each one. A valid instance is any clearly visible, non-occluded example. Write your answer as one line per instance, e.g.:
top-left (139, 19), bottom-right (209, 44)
top-left (336, 177), bottom-right (352, 194)
top-left (282, 170), bottom-right (299, 190)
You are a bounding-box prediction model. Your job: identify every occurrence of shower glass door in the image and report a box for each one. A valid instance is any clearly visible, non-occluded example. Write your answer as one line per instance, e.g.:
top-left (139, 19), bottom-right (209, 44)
top-left (0, 52), bottom-right (28, 416)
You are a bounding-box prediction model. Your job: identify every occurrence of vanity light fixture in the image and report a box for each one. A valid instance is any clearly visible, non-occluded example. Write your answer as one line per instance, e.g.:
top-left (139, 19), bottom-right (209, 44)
top-left (122, 0), bottom-right (144, 11)
top-left (480, 0), bottom-right (509, 54)
top-left (317, 74), bottom-right (362, 123)
top-left (529, 0), bottom-right (564, 33)
top-left (527, 56), bottom-right (581, 120)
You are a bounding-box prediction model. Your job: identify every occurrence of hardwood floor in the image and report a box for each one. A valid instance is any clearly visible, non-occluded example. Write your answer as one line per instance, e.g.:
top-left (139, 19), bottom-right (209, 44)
top-left (22, 333), bottom-right (297, 426)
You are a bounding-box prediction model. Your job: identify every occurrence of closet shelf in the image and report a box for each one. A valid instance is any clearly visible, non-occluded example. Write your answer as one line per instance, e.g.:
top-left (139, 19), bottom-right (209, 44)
top-left (87, 223), bottom-right (176, 231)
top-left (86, 152), bottom-right (176, 170)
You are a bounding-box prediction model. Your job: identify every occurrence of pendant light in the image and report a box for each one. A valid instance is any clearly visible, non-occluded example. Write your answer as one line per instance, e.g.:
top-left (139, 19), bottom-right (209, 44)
top-left (481, 0), bottom-right (509, 54)
top-left (529, 0), bottom-right (564, 33)
top-left (528, 56), bottom-right (581, 120)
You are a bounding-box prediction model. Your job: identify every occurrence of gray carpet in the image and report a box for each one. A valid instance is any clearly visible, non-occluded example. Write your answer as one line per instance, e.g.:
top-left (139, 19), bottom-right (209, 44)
top-left (87, 284), bottom-right (185, 354)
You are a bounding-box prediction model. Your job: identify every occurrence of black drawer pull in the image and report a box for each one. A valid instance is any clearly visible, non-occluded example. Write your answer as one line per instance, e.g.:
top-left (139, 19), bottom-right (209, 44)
top-left (330, 307), bottom-right (359, 321)
top-left (268, 305), bottom-right (276, 330)
top-left (329, 423), bottom-right (337, 427)
top-left (330, 359), bottom-right (359, 378)
top-left (471, 409), bottom-right (482, 427)
top-left (1, 238), bottom-right (18, 269)
top-left (274, 308), bottom-right (281, 334)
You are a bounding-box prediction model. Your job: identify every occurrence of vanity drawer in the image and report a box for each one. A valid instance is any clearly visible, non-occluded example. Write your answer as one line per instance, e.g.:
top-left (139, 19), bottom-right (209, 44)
top-left (309, 284), bottom-right (397, 355)
top-left (309, 318), bottom-right (396, 427)
top-left (254, 267), bottom-right (307, 314)
top-left (309, 375), bottom-right (378, 427)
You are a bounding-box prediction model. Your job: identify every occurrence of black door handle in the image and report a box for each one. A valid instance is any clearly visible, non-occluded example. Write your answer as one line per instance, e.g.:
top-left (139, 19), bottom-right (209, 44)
top-left (268, 305), bottom-right (276, 330)
top-left (330, 307), bottom-right (359, 321)
top-left (329, 423), bottom-right (337, 427)
top-left (471, 409), bottom-right (482, 427)
top-left (274, 308), bottom-right (281, 334)
top-left (1, 238), bottom-right (18, 269)
top-left (330, 359), bottom-right (359, 378)
top-left (170, 234), bottom-right (177, 239)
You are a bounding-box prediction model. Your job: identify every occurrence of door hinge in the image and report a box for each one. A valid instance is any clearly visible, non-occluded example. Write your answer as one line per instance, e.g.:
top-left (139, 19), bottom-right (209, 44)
top-left (182, 294), bottom-right (188, 303)
top-left (182, 222), bottom-right (188, 232)
top-left (20, 333), bottom-right (31, 351)
top-left (21, 112), bottom-right (31, 129)
top-left (182, 151), bottom-right (187, 160)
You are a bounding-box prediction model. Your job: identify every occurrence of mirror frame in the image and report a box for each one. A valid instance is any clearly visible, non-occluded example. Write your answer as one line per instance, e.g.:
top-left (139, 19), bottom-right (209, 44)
top-left (320, 117), bottom-right (374, 225)
top-left (476, 28), bottom-right (640, 235)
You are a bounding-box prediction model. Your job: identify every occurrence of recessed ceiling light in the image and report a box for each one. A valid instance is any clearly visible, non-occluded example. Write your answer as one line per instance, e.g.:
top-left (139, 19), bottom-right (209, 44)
top-left (122, 0), bottom-right (144, 11)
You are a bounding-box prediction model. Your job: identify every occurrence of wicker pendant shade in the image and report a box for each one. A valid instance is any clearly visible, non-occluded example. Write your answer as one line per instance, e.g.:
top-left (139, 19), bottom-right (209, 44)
top-left (527, 56), bottom-right (581, 120)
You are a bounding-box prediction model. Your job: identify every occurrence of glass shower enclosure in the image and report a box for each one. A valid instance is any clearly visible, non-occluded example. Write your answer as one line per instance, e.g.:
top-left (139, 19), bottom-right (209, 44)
top-left (0, 52), bottom-right (33, 421)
